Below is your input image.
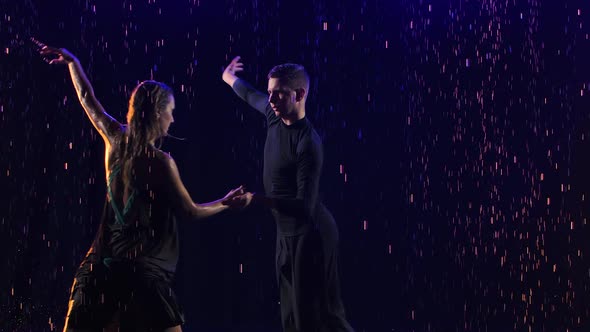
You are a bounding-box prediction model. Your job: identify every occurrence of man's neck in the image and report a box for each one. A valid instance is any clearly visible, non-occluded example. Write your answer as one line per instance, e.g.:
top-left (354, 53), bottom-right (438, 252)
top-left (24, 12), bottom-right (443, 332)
top-left (280, 109), bottom-right (306, 126)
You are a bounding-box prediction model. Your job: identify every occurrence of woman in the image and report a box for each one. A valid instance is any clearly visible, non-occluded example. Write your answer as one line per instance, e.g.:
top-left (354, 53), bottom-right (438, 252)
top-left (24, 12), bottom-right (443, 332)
top-left (39, 44), bottom-right (248, 332)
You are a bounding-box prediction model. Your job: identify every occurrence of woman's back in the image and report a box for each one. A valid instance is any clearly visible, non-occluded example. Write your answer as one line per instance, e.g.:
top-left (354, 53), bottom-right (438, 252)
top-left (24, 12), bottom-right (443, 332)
top-left (99, 145), bottom-right (180, 274)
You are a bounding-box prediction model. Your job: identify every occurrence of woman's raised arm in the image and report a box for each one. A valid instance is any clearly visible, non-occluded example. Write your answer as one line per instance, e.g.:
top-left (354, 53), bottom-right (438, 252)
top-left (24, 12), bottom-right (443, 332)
top-left (39, 44), bottom-right (123, 145)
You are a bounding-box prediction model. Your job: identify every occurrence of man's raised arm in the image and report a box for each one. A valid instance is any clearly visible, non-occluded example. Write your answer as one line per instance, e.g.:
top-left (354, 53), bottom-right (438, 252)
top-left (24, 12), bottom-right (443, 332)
top-left (222, 56), bottom-right (271, 115)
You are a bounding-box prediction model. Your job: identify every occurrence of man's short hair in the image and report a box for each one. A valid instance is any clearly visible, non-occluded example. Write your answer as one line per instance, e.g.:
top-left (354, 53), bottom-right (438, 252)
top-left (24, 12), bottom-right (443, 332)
top-left (267, 63), bottom-right (310, 93)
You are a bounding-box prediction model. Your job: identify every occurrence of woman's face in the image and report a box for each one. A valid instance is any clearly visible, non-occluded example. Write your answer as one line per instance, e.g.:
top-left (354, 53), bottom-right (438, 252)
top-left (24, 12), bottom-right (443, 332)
top-left (158, 95), bottom-right (175, 136)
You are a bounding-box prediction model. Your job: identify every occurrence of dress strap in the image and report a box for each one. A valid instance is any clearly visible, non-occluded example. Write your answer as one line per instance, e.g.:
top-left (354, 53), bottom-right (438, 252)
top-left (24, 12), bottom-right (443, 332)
top-left (107, 165), bottom-right (137, 225)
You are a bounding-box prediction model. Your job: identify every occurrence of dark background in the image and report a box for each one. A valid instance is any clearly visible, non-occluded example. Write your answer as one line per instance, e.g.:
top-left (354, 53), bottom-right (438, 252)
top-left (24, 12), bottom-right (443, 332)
top-left (2, 0), bottom-right (590, 331)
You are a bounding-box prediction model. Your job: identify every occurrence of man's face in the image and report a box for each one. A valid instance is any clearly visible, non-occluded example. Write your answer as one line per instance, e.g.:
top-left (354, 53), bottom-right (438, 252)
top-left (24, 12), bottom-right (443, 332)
top-left (267, 78), bottom-right (298, 118)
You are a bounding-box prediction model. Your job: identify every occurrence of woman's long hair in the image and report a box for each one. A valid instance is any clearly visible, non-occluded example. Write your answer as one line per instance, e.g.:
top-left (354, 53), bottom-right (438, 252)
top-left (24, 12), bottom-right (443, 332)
top-left (119, 80), bottom-right (173, 192)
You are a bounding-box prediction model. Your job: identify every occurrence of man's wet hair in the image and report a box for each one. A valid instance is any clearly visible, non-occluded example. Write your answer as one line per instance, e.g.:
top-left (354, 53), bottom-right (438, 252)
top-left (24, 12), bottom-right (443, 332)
top-left (267, 63), bottom-right (310, 94)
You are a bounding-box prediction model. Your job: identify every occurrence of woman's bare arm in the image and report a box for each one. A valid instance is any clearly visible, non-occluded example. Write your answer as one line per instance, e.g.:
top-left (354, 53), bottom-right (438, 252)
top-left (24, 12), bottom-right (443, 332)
top-left (40, 45), bottom-right (123, 145)
top-left (162, 154), bottom-right (248, 219)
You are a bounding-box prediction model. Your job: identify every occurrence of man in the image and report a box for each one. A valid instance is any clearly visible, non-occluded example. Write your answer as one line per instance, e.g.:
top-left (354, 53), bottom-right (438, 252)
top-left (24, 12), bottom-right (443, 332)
top-left (223, 56), bottom-right (354, 332)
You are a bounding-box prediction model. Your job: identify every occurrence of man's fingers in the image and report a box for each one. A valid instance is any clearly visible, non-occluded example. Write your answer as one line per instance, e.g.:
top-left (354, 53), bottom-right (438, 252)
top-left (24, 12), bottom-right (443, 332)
top-left (228, 63), bottom-right (243, 74)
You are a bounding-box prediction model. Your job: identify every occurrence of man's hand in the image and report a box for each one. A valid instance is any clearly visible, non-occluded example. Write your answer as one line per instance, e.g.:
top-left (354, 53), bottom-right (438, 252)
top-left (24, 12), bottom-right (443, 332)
top-left (222, 56), bottom-right (244, 87)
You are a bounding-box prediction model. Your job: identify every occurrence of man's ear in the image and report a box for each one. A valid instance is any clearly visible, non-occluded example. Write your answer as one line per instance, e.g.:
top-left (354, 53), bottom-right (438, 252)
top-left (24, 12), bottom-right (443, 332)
top-left (295, 88), bottom-right (306, 102)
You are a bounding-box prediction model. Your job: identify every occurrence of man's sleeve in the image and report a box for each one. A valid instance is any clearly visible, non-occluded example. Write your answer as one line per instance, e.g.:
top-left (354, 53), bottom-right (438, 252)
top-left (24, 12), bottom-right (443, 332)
top-left (232, 78), bottom-right (273, 119)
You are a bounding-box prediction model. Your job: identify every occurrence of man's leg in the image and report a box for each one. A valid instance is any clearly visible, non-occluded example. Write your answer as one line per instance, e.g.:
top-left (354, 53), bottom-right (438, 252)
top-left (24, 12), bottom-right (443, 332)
top-left (322, 242), bottom-right (355, 331)
top-left (317, 207), bottom-right (355, 332)
top-left (277, 234), bottom-right (297, 332)
top-left (293, 229), bottom-right (324, 332)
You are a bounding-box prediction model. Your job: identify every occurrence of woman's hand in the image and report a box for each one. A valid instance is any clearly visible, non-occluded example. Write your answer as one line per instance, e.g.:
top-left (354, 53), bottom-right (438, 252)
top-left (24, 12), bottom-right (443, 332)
top-left (222, 185), bottom-right (244, 205)
top-left (222, 185), bottom-right (253, 210)
top-left (37, 43), bottom-right (77, 65)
